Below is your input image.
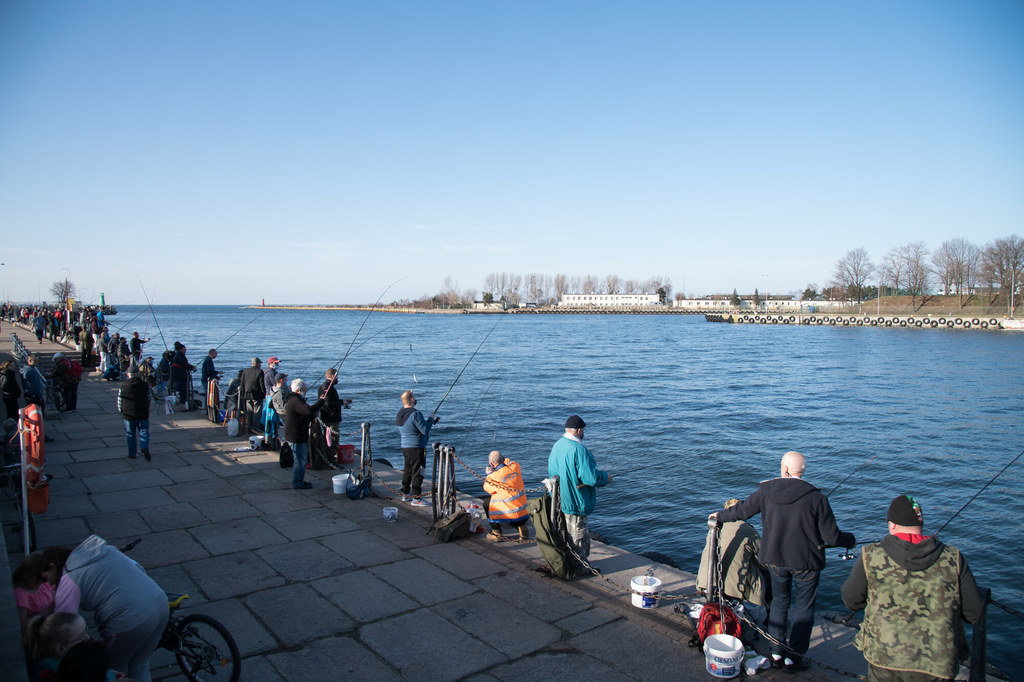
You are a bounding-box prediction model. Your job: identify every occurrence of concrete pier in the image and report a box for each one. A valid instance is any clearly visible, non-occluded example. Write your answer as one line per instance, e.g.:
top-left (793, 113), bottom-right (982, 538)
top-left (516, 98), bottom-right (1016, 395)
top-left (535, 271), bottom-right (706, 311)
top-left (1, 326), bottom-right (866, 681)
top-left (705, 312), bottom-right (1013, 330)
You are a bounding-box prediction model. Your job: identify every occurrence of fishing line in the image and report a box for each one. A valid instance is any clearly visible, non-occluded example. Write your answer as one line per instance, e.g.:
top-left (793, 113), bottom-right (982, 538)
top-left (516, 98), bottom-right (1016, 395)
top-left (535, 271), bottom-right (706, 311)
top-left (137, 278), bottom-right (168, 351)
top-left (431, 318), bottom-right (502, 416)
top-left (457, 376), bottom-right (501, 456)
top-left (214, 312), bottom-right (267, 352)
top-left (824, 454), bottom-right (879, 497)
top-left (933, 446), bottom-right (1024, 536)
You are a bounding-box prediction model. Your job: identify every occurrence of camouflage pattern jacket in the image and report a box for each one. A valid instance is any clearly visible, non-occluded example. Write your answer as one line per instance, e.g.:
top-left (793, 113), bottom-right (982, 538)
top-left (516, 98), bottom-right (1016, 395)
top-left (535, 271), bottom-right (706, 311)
top-left (841, 535), bottom-right (984, 679)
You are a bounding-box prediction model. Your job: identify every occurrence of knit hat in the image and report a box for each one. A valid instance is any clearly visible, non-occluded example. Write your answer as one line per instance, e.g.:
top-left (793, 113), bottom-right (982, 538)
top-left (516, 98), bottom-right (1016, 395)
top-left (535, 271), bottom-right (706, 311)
top-left (565, 415), bottom-right (586, 430)
top-left (887, 495), bottom-right (923, 526)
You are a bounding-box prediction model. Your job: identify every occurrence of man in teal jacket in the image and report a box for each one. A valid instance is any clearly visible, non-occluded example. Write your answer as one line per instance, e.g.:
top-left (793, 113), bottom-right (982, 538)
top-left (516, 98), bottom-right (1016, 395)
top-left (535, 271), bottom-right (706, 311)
top-left (548, 415), bottom-right (612, 566)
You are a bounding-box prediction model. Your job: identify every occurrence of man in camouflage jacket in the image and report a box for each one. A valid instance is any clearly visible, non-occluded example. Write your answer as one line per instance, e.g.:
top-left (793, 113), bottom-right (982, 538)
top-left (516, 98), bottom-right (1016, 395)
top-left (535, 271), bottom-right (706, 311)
top-left (842, 495), bottom-right (984, 682)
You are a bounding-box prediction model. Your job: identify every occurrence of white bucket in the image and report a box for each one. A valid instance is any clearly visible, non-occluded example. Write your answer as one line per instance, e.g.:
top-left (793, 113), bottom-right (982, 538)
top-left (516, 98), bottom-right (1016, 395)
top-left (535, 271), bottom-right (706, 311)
top-left (704, 634), bottom-right (743, 678)
top-left (630, 576), bottom-right (662, 609)
top-left (383, 507), bottom-right (398, 522)
top-left (332, 474), bottom-right (349, 494)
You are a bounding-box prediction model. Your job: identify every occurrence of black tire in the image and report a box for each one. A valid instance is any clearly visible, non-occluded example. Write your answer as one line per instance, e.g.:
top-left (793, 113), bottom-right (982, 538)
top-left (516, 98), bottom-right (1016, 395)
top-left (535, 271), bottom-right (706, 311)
top-left (174, 613), bottom-right (241, 682)
top-left (53, 388), bottom-right (67, 414)
top-left (947, 321), bottom-right (955, 328)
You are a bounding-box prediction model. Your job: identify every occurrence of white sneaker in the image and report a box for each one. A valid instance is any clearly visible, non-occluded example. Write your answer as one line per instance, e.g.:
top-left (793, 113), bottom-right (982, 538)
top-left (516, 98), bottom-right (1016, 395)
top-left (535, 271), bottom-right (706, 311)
top-left (401, 495), bottom-right (412, 503)
top-left (410, 498), bottom-right (429, 507)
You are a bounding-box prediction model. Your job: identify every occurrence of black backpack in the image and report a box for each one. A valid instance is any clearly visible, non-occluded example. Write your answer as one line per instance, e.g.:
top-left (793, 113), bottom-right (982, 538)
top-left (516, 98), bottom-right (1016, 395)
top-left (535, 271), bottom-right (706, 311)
top-left (279, 442), bottom-right (293, 468)
top-left (527, 493), bottom-right (575, 580)
top-left (428, 510), bottom-right (471, 542)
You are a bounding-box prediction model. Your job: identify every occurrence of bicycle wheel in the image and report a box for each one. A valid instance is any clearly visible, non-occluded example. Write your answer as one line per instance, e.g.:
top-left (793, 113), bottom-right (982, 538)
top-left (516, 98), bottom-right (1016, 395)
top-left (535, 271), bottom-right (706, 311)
top-left (173, 613), bottom-right (241, 682)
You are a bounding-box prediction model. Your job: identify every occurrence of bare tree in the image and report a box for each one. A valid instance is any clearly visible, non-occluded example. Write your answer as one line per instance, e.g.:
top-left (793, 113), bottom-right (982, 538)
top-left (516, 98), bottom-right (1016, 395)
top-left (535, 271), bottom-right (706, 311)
top-left (462, 287), bottom-right (477, 304)
top-left (605, 274), bottom-right (621, 294)
top-left (980, 235), bottom-right (1024, 301)
top-left (50, 280), bottom-right (76, 308)
top-left (879, 247), bottom-right (905, 297)
top-left (482, 273), bottom-right (498, 299)
top-left (932, 238), bottom-right (982, 307)
top-left (622, 279), bottom-right (638, 294)
top-left (901, 241), bottom-right (932, 307)
top-left (553, 274), bottom-right (569, 301)
top-left (438, 276), bottom-right (461, 307)
top-left (581, 275), bottom-right (599, 294)
top-left (831, 248), bottom-right (875, 303)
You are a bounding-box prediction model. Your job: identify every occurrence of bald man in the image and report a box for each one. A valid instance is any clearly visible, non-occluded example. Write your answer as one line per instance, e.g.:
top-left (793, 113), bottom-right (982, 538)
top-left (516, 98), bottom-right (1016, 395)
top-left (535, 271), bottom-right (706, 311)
top-left (713, 451), bottom-right (856, 671)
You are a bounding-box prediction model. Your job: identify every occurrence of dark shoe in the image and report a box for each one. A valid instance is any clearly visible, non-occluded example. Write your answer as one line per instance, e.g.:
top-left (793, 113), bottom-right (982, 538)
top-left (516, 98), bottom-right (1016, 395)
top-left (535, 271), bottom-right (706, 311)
top-left (293, 481), bottom-right (313, 490)
top-left (771, 655), bottom-right (785, 669)
top-left (784, 657), bottom-right (807, 672)
top-left (142, 448), bottom-right (151, 461)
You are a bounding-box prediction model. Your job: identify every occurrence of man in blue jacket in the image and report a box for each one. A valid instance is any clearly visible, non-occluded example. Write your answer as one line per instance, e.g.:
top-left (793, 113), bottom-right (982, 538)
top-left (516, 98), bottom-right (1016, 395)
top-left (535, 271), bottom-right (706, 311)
top-left (547, 415), bottom-right (612, 567)
top-left (395, 390), bottom-right (438, 506)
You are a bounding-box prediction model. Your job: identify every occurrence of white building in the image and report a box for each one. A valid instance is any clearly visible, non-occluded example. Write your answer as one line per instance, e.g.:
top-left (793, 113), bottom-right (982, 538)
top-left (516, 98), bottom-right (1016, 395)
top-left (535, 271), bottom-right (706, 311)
top-left (559, 293), bottom-right (662, 307)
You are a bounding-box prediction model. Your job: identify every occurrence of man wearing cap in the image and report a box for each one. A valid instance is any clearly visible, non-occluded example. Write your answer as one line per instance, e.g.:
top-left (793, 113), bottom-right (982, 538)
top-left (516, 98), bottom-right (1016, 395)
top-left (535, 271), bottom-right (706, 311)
top-left (712, 451), bottom-right (855, 671)
top-left (547, 415), bottom-right (612, 566)
top-left (842, 495), bottom-right (984, 682)
top-left (263, 356), bottom-right (282, 396)
top-left (118, 367), bottom-right (151, 461)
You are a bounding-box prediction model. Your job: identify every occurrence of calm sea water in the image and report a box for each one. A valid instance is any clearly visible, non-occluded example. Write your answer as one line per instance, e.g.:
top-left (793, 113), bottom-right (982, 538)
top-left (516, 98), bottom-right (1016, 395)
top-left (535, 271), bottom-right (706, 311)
top-left (115, 305), bottom-right (1024, 669)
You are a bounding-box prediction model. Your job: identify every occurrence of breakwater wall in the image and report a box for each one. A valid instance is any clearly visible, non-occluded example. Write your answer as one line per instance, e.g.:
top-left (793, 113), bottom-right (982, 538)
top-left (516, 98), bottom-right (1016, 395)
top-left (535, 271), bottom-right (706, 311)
top-left (705, 312), bottom-right (1013, 330)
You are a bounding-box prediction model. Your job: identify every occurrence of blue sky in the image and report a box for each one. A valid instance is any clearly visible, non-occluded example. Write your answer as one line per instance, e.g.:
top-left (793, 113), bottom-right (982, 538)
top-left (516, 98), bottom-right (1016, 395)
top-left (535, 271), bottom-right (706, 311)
top-left (1, 1), bottom-right (1022, 305)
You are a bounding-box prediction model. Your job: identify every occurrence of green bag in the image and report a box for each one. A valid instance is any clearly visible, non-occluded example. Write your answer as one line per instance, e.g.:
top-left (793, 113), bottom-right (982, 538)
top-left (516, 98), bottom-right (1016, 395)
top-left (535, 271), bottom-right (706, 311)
top-left (527, 495), bottom-right (575, 580)
top-left (428, 509), bottom-right (471, 542)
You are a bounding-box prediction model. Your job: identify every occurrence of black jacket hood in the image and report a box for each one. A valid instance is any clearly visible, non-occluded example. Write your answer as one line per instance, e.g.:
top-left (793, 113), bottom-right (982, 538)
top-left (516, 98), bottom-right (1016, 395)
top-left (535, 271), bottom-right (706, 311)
top-left (396, 406), bottom-right (416, 427)
top-left (880, 534), bottom-right (945, 571)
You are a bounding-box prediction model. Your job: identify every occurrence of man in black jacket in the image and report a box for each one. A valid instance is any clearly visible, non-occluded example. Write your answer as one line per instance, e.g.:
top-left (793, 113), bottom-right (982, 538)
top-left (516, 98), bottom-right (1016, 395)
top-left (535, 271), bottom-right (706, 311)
top-left (118, 367), bottom-right (151, 461)
top-left (713, 451), bottom-right (855, 671)
top-left (318, 368), bottom-right (351, 446)
top-left (283, 379), bottom-right (324, 490)
top-left (239, 357), bottom-right (265, 433)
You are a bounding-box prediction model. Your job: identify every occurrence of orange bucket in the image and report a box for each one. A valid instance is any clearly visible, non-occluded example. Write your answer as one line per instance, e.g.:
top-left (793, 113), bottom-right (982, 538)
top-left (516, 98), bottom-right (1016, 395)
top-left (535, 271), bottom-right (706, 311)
top-left (27, 483), bottom-right (50, 514)
top-left (338, 444), bottom-right (356, 464)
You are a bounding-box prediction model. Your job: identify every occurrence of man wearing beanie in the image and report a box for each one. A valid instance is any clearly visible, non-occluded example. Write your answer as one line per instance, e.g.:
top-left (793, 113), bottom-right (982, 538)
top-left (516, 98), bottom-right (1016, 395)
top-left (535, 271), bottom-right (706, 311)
top-left (842, 495), bottom-right (984, 682)
top-left (713, 451), bottom-right (855, 671)
top-left (547, 415), bottom-right (612, 567)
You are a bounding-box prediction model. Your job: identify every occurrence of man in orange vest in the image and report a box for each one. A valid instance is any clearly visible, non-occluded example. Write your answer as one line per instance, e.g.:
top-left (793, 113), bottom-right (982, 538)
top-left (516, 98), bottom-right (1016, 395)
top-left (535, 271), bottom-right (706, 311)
top-left (483, 450), bottom-right (529, 543)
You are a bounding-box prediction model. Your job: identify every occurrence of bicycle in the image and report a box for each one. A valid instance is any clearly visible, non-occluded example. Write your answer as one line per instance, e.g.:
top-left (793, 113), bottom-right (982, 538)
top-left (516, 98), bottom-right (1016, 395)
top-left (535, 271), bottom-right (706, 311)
top-left (44, 373), bottom-right (67, 414)
top-left (160, 593), bottom-right (241, 682)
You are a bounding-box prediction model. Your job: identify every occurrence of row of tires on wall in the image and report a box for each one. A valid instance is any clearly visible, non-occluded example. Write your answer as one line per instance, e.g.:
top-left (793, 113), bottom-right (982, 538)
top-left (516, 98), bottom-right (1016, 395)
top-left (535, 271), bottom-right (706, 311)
top-left (731, 315), bottom-right (1000, 329)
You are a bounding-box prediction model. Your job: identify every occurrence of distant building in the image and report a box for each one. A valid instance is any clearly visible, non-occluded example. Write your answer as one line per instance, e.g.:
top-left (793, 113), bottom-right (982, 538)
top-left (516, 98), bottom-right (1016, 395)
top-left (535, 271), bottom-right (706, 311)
top-left (473, 300), bottom-right (507, 311)
top-left (559, 293), bottom-right (661, 307)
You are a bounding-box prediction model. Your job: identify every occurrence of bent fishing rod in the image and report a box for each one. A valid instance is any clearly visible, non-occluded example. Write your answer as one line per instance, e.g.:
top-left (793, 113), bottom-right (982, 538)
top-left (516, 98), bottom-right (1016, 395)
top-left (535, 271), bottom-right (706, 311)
top-left (137, 278), bottom-right (168, 352)
top-left (431, 318), bottom-right (502, 417)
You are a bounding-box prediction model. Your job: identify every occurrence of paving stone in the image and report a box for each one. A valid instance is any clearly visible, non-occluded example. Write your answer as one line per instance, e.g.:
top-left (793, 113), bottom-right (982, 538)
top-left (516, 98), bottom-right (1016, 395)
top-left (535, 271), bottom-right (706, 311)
top-left (265, 635), bottom-right (400, 681)
top-left (262, 507), bottom-right (359, 541)
top-left (223, 472), bottom-right (281, 494)
top-left (86, 510), bottom-right (151, 539)
top-left (183, 551), bottom-right (286, 600)
top-left (89, 486), bottom-right (177, 513)
top-left (117, 528), bottom-right (210, 568)
top-left (310, 571), bottom-right (413, 623)
top-left (203, 456), bottom-right (258, 477)
top-left (241, 489), bottom-right (321, 515)
top-left (35, 493), bottom-right (98, 519)
top-left (179, 597), bottom-right (278, 657)
top-left (146, 563), bottom-right (206, 607)
top-left (370, 558), bottom-right (477, 607)
top-left (413, 542), bottom-right (506, 581)
top-left (190, 496), bottom-right (261, 522)
top-left (318, 530), bottom-right (411, 568)
top-left (488, 651), bottom-right (633, 681)
top-left (139, 502), bottom-right (208, 532)
top-left (245, 583), bottom-right (353, 648)
top-left (67, 457), bottom-right (147, 477)
top-left (474, 572), bottom-right (590, 622)
top-left (67, 447), bottom-right (128, 463)
top-left (237, 656), bottom-right (285, 681)
top-left (160, 465), bottom-right (219, 483)
top-left (367, 513), bottom-right (439, 549)
top-left (555, 606), bottom-right (621, 635)
top-left (570, 618), bottom-right (705, 679)
top-left (82, 468), bottom-right (175, 494)
top-left (256, 539), bottom-right (354, 582)
top-left (191, 517), bottom-right (288, 556)
top-left (434, 592), bottom-right (561, 657)
top-left (33, 516), bottom-right (91, 547)
top-left (360, 609), bottom-right (504, 679)
top-left (164, 477), bottom-right (240, 502)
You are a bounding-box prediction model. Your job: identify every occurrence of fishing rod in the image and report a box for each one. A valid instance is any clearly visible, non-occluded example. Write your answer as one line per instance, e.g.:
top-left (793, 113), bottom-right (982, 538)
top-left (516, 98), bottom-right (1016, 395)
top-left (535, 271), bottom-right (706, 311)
top-left (934, 446), bottom-right (1024, 536)
top-left (214, 312), bottom-right (266, 352)
top-left (137, 278), bottom-right (168, 352)
top-left (298, 278), bottom-right (407, 392)
top-left (431, 318), bottom-right (502, 417)
top-left (824, 454), bottom-right (879, 497)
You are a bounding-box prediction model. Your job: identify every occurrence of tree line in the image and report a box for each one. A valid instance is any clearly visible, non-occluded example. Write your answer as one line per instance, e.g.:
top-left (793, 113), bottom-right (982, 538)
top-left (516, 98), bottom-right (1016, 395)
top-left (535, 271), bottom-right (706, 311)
top-left (429, 273), bottom-right (674, 307)
top-left (812, 235), bottom-right (1023, 307)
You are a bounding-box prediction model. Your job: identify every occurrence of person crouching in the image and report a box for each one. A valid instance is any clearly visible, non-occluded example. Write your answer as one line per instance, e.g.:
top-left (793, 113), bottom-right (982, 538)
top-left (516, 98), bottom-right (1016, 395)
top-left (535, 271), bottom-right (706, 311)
top-left (483, 450), bottom-right (529, 543)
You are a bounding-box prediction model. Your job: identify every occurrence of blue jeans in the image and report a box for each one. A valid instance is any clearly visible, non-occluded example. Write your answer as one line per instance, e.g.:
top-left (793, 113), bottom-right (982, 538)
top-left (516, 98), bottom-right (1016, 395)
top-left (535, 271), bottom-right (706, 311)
top-left (289, 441), bottom-right (307, 487)
top-left (767, 565), bottom-right (820, 658)
top-left (125, 419), bottom-right (150, 457)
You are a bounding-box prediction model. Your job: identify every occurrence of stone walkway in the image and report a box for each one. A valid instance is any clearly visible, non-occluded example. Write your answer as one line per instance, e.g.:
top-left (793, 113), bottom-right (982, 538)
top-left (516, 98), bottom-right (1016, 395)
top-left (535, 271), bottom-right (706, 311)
top-left (0, 325), bottom-right (865, 681)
